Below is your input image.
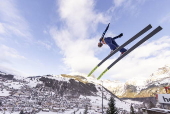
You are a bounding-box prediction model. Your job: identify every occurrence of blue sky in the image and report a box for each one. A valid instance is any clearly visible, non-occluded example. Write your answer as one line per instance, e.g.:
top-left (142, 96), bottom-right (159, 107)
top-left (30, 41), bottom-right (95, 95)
top-left (0, 0), bottom-right (170, 82)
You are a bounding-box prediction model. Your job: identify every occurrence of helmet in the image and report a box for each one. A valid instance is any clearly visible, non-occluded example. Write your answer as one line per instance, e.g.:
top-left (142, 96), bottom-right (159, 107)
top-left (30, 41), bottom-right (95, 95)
top-left (98, 42), bottom-right (103, 47)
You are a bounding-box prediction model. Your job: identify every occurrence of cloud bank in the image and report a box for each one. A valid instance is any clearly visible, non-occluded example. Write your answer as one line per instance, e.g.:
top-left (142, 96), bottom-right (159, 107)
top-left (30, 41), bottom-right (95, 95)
top-left (109, 36), bottom-right (170, 81)
top-left (50, 0), bottom-right (110, 73)
top-left (49, 0), bottom-right (170, 81)
top-left (0, 0), bottom-right (32, 40)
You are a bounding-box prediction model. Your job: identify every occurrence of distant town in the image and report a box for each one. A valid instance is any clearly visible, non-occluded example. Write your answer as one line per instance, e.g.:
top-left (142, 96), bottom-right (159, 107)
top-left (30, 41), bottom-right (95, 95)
top-left (0, 76), bottom-right (109, 114)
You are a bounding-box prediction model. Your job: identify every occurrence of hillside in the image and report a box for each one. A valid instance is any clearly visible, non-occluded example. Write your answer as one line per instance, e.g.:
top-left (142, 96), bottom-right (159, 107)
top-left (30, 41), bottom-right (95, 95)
top-left (1, 65), bottom-right (169, 113)
top-left (61, 66), bottom-right (170, 99)
top-left (110, 65), bottom-right (170, 98)
top-left (0, 71), bottom-right (136, 114)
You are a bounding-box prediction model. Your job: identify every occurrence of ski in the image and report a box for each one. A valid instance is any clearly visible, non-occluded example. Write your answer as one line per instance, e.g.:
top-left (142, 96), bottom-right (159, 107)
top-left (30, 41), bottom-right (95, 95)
top-left (88, 24), bottom-right (152, 77)
top-left (97, 26), bottom-right (163, 80)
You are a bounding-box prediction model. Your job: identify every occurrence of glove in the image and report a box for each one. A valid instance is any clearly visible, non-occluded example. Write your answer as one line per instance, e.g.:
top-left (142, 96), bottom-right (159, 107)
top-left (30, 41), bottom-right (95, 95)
top-left (118, 33), bottom-right (123, 38)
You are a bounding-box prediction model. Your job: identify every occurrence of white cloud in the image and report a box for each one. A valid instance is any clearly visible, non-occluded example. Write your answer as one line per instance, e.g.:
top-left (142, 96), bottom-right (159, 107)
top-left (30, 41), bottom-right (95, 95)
top-left (112, 0), bottom-right (146, 16)
top-left (0, 0), bottom-right (32, 40)
top-left (0, 23), bottom-right (6, 34)
top-left (49, 0), bottom-right (169, 82)
top-left (113, 0), bottom-right (125, 7)
top-left (0, 44), bottom-right (28, 76)
top-left (49, 0), bottom-right (111, 74)
top-left (160, 13), bottom-right (170, 23)
top-left (37, 40), bottom-right (52, 50)
top-left (57, 0), bottom-right (110, 39)
top-left (108, 36), bottom-right (170, 81)
top-left (0, 65), bottom-right (27, 77)
top-left (50, 27), bottom-right (102, 73)
top-left (43, 30), bottom-right (48, 34)
top-left (0, 44), bottom-right (26, 61)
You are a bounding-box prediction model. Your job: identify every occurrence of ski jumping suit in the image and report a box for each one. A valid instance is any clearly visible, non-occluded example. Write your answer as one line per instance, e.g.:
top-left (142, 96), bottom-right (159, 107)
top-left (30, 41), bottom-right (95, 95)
top-left (103, 36), bottom-right (127, 53)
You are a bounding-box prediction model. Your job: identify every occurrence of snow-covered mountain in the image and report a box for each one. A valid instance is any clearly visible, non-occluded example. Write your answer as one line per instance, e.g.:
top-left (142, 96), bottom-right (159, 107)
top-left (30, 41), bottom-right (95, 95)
top-left (0, 72), bottom-right (141, 114)
top-left (1, 65), bottom-right (169, 113)
top-left (105, 65), bottom-right (170, 98)
top-left (64, 65), bottom-right (170, 98)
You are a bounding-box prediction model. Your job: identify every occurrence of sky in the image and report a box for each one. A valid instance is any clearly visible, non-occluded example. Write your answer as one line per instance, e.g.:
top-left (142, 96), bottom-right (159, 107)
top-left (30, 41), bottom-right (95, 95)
top-left (0, 0), bottom-right (170, 82)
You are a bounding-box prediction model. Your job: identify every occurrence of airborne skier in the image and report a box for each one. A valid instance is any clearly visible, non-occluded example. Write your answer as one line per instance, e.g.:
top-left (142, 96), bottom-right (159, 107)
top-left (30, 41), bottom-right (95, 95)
top-left (88, 24), bottom-right (162, 80)
top-left (98, 33), bottom-right (127, 55)
top-left (97, 26), bottom-right (162, 80)
top-left (88, 24), bottom-right (152, 77)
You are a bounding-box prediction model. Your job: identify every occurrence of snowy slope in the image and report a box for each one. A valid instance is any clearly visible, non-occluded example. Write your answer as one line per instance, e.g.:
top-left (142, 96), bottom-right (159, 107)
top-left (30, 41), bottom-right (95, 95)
top-left (32, 74), bottom-right (132, 111)
top-left (1, 65), bottom-right (170, 113)
top-left (0, 73), bottom-right (134, 114)
top-left (67, 65), bottom-right (170, 98)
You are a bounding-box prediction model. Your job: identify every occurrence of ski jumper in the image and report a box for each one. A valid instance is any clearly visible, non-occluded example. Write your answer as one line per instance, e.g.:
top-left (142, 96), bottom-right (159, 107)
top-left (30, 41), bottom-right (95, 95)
top-left (103, 36), bottom-right (127, 53)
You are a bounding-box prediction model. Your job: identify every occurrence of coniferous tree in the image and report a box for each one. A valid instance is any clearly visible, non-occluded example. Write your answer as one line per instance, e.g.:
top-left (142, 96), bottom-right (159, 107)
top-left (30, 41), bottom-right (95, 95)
top-left (106, 97), bottom-right (118, 114)
top-left (130, 104), bottom-right (135, 114)
top-left (148, 101), bottom-right (155, 109)
top-left (0, 101), bottom-right (2, 106)
top-left (19, 110), bottom-right (24, 114)
top-left (3, 108), bottom-right (7, 114)
top-left (84, 105), bottom-right (88, 114)
top-left (137, 108), bottom-right (143, 114)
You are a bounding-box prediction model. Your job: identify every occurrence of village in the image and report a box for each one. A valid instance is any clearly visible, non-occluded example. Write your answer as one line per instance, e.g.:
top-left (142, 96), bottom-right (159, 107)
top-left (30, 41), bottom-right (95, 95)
top-left (0, 77), bottom-right (105, 114)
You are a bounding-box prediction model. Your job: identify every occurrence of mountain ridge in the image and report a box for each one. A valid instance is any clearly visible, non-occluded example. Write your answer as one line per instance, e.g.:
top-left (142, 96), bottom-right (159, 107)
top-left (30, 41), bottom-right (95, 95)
top-left (0, 65), bottom-right (170, 113)
top-left (0, 71), bottom-right (134, 113)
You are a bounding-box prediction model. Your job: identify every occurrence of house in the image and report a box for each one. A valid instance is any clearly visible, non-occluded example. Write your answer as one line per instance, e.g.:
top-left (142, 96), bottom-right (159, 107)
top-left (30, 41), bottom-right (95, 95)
top-left (142, 108), bottom-right (170, 114)
top-left (42, 108), bottom-right (50, 112)
top-left (52, 106), bottom-right (60, 112)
